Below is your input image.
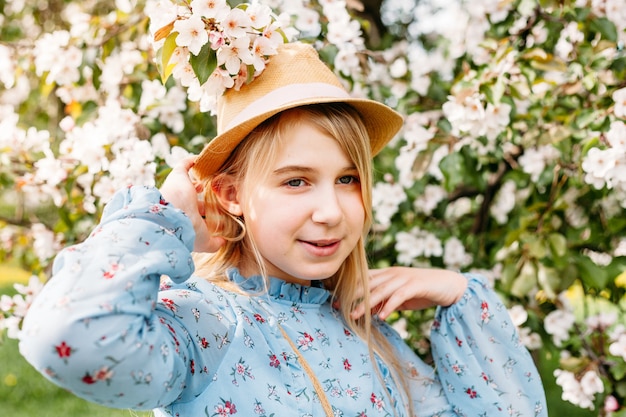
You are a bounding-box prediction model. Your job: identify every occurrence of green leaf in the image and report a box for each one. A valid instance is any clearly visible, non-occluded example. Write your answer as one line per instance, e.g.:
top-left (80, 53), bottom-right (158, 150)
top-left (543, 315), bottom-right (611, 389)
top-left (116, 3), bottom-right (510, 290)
top-left (159, 32), bottom-right (179, 84)
top-left (511, 261), bottom-right (537, 298)
top-left (245, 64), bottom-right (255, 85)
top-left (576, 254), bottom-right (610, 289)
top-left (537, 264), bottom-right (559, 299)
top-left (439, 152), bottom-right (465, 192)
top-left (613, 409), bottom-right (626, 417)
top-left (190, 42), bottom-right (217, 85)
top-left (525, 235), bottom-right (548, 259)
top-left (610, 359), bottom-right (626, 380)
top-left (581, 137), bottom-right (600, 154)
top-left (575, 109), bottom-right (601, 129)
top-left (499, 261), bottom-right (520, 293)
top-left (615, 381), bottom-right (626, 401)
top-left (590, 17), bottom-right (618, 42)
top-left (439, 148), bottom-right (486, 192)
top-left (548, 233), bottom-right (567, 258)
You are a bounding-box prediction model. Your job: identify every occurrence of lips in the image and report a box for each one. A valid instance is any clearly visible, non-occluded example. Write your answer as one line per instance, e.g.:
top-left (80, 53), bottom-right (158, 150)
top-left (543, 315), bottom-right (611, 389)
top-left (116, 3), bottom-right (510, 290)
top-left (299, 239), bottom-right (341, 256)
top-left (309, 240), bottom-right (338, 247)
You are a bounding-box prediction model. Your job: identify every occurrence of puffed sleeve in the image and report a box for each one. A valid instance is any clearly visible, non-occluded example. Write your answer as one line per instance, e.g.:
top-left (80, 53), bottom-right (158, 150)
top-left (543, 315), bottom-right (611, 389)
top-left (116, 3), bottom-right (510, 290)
top-left (430, 273), bottom-right (547, 416)
top-left (18, 186), bottom-right (233, 410)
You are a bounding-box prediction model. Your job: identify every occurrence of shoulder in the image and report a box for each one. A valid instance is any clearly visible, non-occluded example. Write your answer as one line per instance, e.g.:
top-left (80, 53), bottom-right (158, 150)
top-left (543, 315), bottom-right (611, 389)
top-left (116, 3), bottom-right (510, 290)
top-left (157, 275), bottom-right (241, 322)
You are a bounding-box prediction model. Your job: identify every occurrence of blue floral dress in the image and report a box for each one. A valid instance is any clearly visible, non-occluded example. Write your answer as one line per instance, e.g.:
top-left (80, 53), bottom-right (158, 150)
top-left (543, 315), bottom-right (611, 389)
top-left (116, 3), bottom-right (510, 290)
top-left (19, 186), bottom-right (547, 417)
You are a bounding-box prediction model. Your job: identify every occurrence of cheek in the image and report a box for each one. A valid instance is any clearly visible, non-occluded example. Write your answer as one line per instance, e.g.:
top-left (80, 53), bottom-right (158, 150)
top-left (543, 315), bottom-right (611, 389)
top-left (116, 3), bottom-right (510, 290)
top-left (244, 194), bottom-right (294, 238)
top-left (343, 196), bottom-right (366, 237)
top-left (350, 192), bottom-right (366, 222)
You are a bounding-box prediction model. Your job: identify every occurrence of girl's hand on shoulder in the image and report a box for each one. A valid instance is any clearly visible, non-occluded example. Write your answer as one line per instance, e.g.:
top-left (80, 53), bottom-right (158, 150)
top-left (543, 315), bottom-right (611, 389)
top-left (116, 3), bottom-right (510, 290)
top-left (350, 267), bottom-right (468, 320)
top-left (159, 156), bottom-right (225, 253)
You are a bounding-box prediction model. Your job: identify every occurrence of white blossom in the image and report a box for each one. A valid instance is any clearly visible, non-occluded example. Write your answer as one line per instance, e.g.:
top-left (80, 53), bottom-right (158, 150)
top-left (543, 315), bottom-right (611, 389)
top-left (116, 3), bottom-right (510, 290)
top-left (0, 44), bottom-right (16, 88)
top-left (519, 145), bottom-right (560, 182)
top-left (174, 15), bottom-right (209, 55)
top-left (445, 197), bottom-right (474, 219)
top-left (612, 87), bottom-right (626, 118)
top-left (585, 312), bottom-right (617, 331)
top-left (580, 371), bottom-right (604, 402)
top-left (606, 120), bottom-right (626, 150)
top-left (422, 233), bottom-right (443, 258)
top-left (31, 223), bottom-right (62, 262)
top-left (293, 7), bottom-right (321, 37)
top-left (413, 185), bottom-right (446, 215)
top-left (614, 238), bottom-right (626, 257)
top-left (555, 21), bottom-right (584, 59)
top-left (443, 237), bottom-right (472, 269)
top-left (544, 309), bottom-right (575, 346)
top-left (490, 180), bottom-right (517, 224)
top-left (391, 317), bottom-right (409, 339)
top-left (609, 333), bottom-right (626, 361)
top-left (190, 0), bottom-right (230, 20)
top-left (484, 102), bottom-right (511, 141)
top-left (222, 7), bottom-right (253, 39)
top-left (442, 92), bottom-right (486, 138)
top-left (372, 181), bottom-right (406, 229)
top-left (554, 369), bottom-right (603, 410)
top-left (395, 229), bottom-right (425, 265)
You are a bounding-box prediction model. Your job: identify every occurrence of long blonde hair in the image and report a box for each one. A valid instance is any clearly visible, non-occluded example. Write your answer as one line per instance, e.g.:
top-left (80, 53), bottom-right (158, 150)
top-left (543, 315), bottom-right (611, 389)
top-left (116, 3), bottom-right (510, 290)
top-left (195, 103), bottom-right (414, 416)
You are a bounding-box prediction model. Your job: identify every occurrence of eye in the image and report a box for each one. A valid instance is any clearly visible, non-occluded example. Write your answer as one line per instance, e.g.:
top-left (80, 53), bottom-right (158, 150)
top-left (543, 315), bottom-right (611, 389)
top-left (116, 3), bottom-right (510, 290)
top-left (338, 175), bottom-right (360, 185)
top-left (285, 178), bottom-right (306, 187)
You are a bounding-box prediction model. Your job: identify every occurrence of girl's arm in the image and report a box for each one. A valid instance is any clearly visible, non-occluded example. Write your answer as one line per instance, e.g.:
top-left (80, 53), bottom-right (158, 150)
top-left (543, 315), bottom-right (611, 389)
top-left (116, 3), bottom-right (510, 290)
top-left (351, 267), bottom-right (467, 320)
top-left (19, 185), bottom-right (229, 410)
top-left (430, 273), bottom-right (547, 416)
top-left (355, 267), bottom-right (548, 416)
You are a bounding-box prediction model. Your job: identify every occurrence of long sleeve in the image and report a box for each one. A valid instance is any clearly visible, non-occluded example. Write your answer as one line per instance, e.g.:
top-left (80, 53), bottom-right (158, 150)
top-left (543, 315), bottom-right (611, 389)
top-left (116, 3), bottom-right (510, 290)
top-left (18, 186), bottom-right (230, 410)
top-left (430, 273), bottom-right (547, 416)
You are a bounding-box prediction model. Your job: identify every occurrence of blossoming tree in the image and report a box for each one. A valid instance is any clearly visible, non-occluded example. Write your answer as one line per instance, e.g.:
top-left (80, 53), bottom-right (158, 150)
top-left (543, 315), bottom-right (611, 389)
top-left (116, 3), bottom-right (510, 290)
top-left (1, 0), bottom-right (625, 415)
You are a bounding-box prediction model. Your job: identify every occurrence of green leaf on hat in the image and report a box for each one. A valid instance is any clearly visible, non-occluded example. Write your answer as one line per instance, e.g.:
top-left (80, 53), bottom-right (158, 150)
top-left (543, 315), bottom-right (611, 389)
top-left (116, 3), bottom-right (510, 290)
top-left (190, 42), bottom-right (217, 85)
top-left (159, 32), bottom-right (179, 84)
top-left (245, 64), bottom-right (255, 85)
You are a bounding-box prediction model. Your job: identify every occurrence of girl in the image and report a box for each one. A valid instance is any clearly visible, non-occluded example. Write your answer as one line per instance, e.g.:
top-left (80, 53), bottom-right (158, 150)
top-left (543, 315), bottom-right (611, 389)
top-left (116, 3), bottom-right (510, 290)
top-left (19, 43), bottom-right (547, 417)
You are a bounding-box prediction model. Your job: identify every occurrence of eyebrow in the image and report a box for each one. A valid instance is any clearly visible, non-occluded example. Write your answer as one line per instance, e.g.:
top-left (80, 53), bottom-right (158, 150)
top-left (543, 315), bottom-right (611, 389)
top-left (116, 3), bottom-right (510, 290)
top-left (272, 165), bottom-right (358, 176)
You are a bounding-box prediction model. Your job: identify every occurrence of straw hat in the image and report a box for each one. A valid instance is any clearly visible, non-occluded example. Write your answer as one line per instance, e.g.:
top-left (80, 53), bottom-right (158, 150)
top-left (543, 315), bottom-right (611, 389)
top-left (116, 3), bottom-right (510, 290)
top-left (192, 42), bottom-right (404, 179)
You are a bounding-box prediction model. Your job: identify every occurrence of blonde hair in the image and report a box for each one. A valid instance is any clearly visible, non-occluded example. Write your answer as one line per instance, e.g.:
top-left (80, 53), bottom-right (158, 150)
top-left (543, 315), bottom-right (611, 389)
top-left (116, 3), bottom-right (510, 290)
top-left (195, 103), bottom-right (413, 416)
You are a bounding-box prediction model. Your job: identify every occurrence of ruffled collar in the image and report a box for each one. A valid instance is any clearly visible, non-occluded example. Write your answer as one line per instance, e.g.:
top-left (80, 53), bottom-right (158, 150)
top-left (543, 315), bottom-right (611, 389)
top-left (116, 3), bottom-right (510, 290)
top-left (227, 268), bottom-right (331, 305)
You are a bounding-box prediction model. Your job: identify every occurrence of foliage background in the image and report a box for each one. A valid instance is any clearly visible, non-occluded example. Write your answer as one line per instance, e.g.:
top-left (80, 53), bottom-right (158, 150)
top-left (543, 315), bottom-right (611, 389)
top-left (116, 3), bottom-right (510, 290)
top-left (1, 0), bottom-right (626, 415)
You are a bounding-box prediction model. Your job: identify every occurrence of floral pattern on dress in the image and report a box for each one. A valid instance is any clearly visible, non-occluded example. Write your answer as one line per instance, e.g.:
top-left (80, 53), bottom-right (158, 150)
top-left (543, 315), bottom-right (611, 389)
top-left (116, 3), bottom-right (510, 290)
top-left (19, 186), bottom-right (547, 417)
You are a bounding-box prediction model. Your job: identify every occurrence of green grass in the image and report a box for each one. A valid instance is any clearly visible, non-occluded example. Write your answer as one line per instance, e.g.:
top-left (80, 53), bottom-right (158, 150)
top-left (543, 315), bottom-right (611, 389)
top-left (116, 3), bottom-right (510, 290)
top-left (0, 263), bottom-right (30, 286)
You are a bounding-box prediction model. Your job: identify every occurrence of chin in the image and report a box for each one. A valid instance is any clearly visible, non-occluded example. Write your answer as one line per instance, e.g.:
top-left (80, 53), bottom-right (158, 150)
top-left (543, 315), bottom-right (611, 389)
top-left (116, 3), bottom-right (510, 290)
top-left (281, 268), bottom-right (339, 285)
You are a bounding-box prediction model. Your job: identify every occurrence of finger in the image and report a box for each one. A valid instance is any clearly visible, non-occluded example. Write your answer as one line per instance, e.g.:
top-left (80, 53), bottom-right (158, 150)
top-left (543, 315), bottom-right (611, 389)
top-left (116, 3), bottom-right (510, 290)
top-left (376, 290), bottom-right (412, 320)
top-left (368, 276), bottom-right (409, 319)
top-left (349, 269), bottom-right (396, 319)
top-left (197, 200), bottom-right (206, 218)
top-left (178, 155), bottom-right (197, 172)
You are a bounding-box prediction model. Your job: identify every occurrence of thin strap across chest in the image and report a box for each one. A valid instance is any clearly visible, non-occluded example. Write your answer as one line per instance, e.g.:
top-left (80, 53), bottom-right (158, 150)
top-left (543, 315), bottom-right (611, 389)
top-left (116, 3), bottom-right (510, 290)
top-left (278, 323), bottom-right (334, 417)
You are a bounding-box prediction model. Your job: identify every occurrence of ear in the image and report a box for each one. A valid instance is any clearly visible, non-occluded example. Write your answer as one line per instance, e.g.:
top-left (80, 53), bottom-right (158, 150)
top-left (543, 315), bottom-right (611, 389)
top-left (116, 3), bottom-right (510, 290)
top-left (211, 175), bottom-right (243, 216)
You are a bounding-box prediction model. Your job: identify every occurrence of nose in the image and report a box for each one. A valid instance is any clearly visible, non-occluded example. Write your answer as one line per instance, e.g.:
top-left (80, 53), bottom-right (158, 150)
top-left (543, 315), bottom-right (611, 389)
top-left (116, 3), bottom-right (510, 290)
top-left (311, 185), bottom-right (344, 226)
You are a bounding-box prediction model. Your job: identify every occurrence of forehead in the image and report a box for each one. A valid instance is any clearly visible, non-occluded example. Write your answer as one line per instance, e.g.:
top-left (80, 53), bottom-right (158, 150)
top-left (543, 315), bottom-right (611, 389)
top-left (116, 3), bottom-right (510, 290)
top-left (273, 121), bottom-right (351, 167)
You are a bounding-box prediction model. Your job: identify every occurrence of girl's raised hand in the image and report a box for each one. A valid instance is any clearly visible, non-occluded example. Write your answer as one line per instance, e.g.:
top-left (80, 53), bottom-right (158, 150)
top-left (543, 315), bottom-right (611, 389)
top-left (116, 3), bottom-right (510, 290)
top-left (350, 267), bottom-right (468, 320)
top-left (159, 156), bottom-right (225, 253)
